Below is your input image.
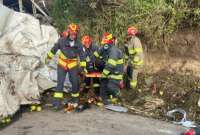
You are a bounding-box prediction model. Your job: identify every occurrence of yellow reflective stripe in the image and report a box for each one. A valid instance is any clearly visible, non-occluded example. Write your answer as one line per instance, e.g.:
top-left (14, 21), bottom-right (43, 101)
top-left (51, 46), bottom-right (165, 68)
top-left (109, 74), bottom-right (123, 80)
top-left (125, 55), bottom-right (129, 60)
top-left (134, 48), bottom-right (143, 53)
top-left (117, 59), bottom-right (124, 64)
top-left (130, 80), bottom-right (137, 88)
top-left (108, 59), bottom-right (117, 66)
top-left (86, 56), bottom-right (90, 62)
top-left (80, 61), bottom-right (86, 67)
top-left (103, 69), bottom-right (110, 75)
top-left (53, 92), bottom-right (64, 98)
top-left (128, 48), bottom-right (134, 55)
top-left (85, 86), bottom-right (90, 89)
top-left (133, 56), bottom-right (140, 62)
top-left (58, 59), bottom-right (78, 69)
top-left (94, 51), bottom-right (99, 57)
top-left (71, 93), bottom-right (80, 97)
top-left (58, 59), bottom-right (66, 67)
top-left (84, 68), bottom-right (88, 73)
top-left (132, 60), bottom-right (144, 66)
top-left (48, 51), bottom-right (55, 59)
top-left (93, 83), bottom-right (100, 87)
top-left (59, 51), bottom-right (67, 59)
top-left (68, 61), bottom-right (78, 69)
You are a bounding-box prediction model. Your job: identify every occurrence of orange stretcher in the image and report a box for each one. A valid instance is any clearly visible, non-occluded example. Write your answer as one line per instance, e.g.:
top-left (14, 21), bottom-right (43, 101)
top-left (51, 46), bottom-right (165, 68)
top-left (85, 72), bottom-right (102, 78)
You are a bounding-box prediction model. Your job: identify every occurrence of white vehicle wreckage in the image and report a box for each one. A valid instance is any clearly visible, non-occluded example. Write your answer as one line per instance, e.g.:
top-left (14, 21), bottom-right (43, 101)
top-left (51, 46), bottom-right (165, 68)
top-left (0, 4), bottom-right (71, 118)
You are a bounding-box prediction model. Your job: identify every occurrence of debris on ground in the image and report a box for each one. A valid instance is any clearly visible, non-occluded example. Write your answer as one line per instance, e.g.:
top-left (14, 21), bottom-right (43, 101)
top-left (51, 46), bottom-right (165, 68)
top-left (166, 108), bottom-right (197, 128)
top-left (122, 70), bottom-right (200, 122)
top-left (105, 105), bottom-right (128, 113)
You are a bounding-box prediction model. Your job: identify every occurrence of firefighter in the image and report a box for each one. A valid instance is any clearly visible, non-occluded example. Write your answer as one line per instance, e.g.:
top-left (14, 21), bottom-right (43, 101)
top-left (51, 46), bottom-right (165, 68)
top-left (124, 26), bottom-right (144, 90)
top-left (80, 35), bottom-right (100, 96)
top-left (94, 33), bottom-right (124, 105)
top-left (45, 23), bottom-right (84, 109)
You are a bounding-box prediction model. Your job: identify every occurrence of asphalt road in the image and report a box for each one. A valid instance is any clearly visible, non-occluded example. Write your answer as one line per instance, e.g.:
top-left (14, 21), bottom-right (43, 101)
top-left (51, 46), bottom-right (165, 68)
top-left (0, 108), bottom-right (187, 135)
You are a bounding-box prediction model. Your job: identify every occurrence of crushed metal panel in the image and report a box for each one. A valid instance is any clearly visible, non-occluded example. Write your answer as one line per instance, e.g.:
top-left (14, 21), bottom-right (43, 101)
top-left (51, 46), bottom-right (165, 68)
top-left (0, 5), bottom-right (62, 117)
top-left (0, 4), bottom-right (13, 36)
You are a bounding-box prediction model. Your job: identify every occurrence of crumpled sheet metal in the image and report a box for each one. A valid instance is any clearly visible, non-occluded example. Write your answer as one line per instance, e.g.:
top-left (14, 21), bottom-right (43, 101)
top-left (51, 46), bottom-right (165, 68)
top-left (166, 108), bottom-right (197, 128)
top-left (0, 5), bottom-right (69, 117)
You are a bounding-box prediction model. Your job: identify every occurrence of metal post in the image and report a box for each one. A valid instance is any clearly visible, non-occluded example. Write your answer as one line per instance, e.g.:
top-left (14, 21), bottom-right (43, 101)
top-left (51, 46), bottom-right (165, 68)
top-left (18, 0), bottom-right (23, 12)
top-left (32, 0), bottom-right (37, 16)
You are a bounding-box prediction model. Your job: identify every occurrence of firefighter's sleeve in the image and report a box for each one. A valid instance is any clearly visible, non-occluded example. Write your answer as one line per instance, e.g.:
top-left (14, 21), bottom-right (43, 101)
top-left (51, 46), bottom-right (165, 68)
top-left (78, 43), bottom-right (88, 73)
top-left (47, 39), bottom-right (61, 59)
top-left (102, 49), bottom-right (118, 76)
top-left (132, 39), bottom-right (144, 67)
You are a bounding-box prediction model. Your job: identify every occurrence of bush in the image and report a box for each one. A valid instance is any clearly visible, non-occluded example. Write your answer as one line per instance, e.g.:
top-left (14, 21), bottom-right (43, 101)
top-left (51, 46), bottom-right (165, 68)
top-left (51, 0), bottom-right (200, 48)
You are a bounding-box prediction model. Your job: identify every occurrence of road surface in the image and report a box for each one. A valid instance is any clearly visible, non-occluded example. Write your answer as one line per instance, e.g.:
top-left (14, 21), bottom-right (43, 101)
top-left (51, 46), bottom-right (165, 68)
top-left (0, 108), bottom-right (186, 135)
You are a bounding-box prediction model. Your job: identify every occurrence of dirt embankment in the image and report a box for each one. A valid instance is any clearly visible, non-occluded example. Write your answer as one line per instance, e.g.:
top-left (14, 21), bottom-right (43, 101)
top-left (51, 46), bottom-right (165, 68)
top-left (145, 29), bottom-right (200, 76)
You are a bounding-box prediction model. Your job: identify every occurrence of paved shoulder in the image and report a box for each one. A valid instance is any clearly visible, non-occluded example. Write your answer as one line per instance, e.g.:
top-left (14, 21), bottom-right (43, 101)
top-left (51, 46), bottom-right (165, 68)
top-left (0, 109), bottom-right (186, 135)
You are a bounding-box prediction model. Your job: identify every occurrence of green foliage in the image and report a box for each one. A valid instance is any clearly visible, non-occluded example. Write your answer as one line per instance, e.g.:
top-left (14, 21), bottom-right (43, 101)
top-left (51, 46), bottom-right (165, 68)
top-left (51, 0), bottom-right (200, 47)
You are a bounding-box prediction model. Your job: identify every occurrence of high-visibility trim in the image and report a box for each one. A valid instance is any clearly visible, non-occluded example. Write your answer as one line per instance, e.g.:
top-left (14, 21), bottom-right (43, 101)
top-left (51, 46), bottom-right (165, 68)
top-left (86, 56), bottom-right (90, 62)
top-left (125, 55), bottom-right (129, 60)
top-left (108, 59), bottom-right (117, 66)
top-left (128, 48), bottom-right (135, 55)
top-left (117, 59), bottom-right (124, 64)
top-left (110, 97), bottom-right (118, 104)
top-left (53, 92), bottom-right (64, 98)
top-left (96, 102), bottom-right (104, 107)
top-left (103, 69), bottom-right (110, 75)
top-left (68, 61), bottom-right (78, 69)
top-left (71, 93), bottom-right (80, 97)
top-left (134, 48), bottom-right (143, 53)
top-left (58, 59), bottom-right (67, 67)
top-left (48, 51), bottom-right (55, 59)
top-left (130, 80), bottom-right (137, 88)
top-left (59, 51), bottom-right (67, 59)
top-left (80, 61), bottom-right (86, 67)
top-left (128, 47), bottom-right (143, 55)
top-left (94, 51), bottom-right (99, 57)
top-left (31, 105), bottom-right (36, 111)
top-left (132, 60), bottom-right (144, 66)
top-left (93, 83), bottom-right (100, 87)
top-left (109, 74), bottom-right (123, 80)
top-left (133, 56), bottom-right (140, 62)
top-left (84, 68), bottom-right (88, 73)
top-left (58, 59), bottom-right (78, 70)
top-left (85, 86), bottom-right (90, 89)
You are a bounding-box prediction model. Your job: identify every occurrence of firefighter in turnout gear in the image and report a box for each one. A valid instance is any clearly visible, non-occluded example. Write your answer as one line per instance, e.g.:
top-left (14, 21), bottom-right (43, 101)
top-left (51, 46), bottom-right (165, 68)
top-left (45, 23), bottom-right (84, 109)
top-left (125, 26), bottom-right (144, 89)
top-left (94, 33), bottom-right (124, 105)
top-left (80, 35), bottom-right (100, 96)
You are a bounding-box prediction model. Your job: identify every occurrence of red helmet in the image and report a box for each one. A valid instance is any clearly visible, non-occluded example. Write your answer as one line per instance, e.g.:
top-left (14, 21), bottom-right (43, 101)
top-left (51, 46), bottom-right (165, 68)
top-left (127, 26), bottom-right (138, 36)
top-left (61, 23), bottom-right (80, 38)
top-left (68, 23), bottom-right (79, 32)
top-left (61, 30), bottom-right (69, 37)
top-left (101, 33), bottom-right (113, 45)
top-left (81, 35), bottom-right (92, 48)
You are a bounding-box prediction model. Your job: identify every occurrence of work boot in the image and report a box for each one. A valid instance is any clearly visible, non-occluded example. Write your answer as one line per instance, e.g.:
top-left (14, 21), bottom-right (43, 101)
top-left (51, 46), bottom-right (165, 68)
top-left (102, 98), bottom-right (112, 105)
top-left (71, 92), bottom-right (80, 104)
top-left (52, 92), bottom-right (64, 110)
top-left (30, 104), bottom-right (42, 112)
top-left (1, 116), bottom-right (11, 125)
